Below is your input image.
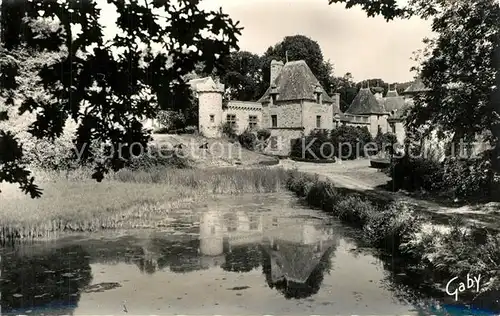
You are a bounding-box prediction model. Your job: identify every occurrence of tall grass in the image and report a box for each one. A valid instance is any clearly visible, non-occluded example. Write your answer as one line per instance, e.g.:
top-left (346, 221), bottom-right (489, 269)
top-left (0, 167), bottom-right (289, 241)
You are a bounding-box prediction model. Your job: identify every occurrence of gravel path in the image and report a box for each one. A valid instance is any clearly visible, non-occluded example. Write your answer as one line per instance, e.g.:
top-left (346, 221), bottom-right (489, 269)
top-left (279, 159), bottom-right (500, 231)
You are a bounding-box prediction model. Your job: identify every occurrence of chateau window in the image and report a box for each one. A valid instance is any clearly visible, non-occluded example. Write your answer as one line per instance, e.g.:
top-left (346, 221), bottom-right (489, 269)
top-left (209, 114), bottom-right (214, 122)
top-left (226, 114), bottom-right (236, 127)
top-left (272, 217), bottom-right (278, 227)
top-left (270, 136), bottom-right (278, 150)
top-left (271, 115), bottom-right (277, 127)
top-left (211, 226), bottom-right (216, 234)
top-left (249, 216), bottom-right (259, 230)
top-left (391, 124), bottom-right (396, 134)
top-left (271, 94), bottom-right (277, 103)
top-left (249, 115), bottom-right (258, 129)
top-left (316, 94), bottom-right (320, 104)
top-left (316, 115), bottom-right (321, 128)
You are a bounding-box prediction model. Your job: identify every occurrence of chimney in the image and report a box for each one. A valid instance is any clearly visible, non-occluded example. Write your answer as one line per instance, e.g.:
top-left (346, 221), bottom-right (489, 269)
top-left (332, 93), bottom-right (341, 115)
top-left (270, 59), bottom-right (284, 86)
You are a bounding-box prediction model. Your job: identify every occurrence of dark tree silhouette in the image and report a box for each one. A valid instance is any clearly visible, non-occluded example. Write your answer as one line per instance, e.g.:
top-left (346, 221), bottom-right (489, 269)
top-left (221, 244), bottom-right (261, 273)
top-left (0, 245), bottom-right (92, 314)
top-left (219, 51), bottom-right (264, 101)
top-left (261, 35), bottom-right (334, 92)
top-left (0, 0), bottom-right (241, 197)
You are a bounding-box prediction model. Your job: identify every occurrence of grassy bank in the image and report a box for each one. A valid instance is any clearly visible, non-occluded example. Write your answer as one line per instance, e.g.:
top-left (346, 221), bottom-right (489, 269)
top-left (285, 170), bottom-right (500, 305)
top-left (0, 167), bottom-right (289, 241)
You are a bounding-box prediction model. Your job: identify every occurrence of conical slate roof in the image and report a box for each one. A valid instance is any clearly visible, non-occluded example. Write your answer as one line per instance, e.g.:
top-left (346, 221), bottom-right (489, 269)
top-left (346, 87), bottom-right (386, 115)
top-left (264, 241), bottom-right (327, 284)
top-left (258, 60), bottom-right (333, 104)
top-left (402, 78), bottom-right (431, 95)
top-left (383, 87), bottom-right (405, 113)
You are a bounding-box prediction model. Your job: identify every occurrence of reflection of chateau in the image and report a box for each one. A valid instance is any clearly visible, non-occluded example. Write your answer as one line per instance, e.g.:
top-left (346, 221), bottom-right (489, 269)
top-left (199, 210), bottom-right (338, 283)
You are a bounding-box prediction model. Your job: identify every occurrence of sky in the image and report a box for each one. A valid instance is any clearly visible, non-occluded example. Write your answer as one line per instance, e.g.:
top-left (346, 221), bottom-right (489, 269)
top-left (98, 0), bottom-right (433, 83)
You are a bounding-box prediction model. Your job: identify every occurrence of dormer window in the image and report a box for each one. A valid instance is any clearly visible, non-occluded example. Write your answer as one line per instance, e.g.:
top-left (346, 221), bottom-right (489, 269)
top-left (270, 85), bottom-right (279, 104)
top-left (314, 85), bottom-right (322, 104)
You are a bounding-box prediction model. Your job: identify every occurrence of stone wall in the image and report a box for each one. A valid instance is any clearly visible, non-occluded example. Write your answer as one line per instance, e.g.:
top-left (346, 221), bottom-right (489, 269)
top-left (223, 101), bottom-right (262, 134)
top-left (389, 120), bottom-right (406, 144)
top-left (302, 101), bottom-right (333, 135)
top-left (368, 114), bottom-right (390, 137)
top-left (265, 101), bottom-right (302, 128)
top-left (263, 128), bottom-right (304, 156)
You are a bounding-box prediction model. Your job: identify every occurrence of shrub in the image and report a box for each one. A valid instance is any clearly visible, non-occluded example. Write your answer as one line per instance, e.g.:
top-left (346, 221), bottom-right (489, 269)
top-left (330, 126), bottom-right (374, 159)
top-left (290, 129), bottom-right (333, 160)
top-left (389, 151), bottom-right (499, 201)
top-left (442, 156), bottom-right (498, 201)
top-left (363, 201), bottom-right (423, 252)
top-left (220, 122), bottom-right (237, 139)
top-left (389, 157), bottom-right (444, 193)
top-left (257, 128), bottom-right (271, 141)
top-left (375, 130), bottom-right (398, 155)
top-left (305, 180), bottom-right (338, 210)
top-left (332, 195), bottom-right (376, 227)
top-left (238, 129), bottom-right (257, 150)
top-left (156, 111), bottom-right (186, 132)
top-left (126, 146), bottom-right (192, 170)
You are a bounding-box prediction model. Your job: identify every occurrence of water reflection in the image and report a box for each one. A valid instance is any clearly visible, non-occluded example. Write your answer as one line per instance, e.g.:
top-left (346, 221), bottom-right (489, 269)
top-left (3, 204), bottom-right (496, 314)
top-left (199, 210), bottom-right (339, 298)
top-left (0, 245), bottom-right (92, 315)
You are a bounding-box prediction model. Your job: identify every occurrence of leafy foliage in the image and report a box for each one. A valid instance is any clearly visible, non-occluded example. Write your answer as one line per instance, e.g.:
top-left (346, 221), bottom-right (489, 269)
top-left (404, 0), bottom-right (500, 172)
top-left (219, 51), bottom-right (264, 101)
top-left (261, 35), bottom-right (334, 92)
top-left (290, 126), bottom-right (375, 161)
top-left (219, 121), bottom-right (237, 139)
top-left (0, 0), bottom-right (241, 197)
top-left (238, 129), bottom-right (257, 150)
top-left (256, 128), bottom-right (271, 141)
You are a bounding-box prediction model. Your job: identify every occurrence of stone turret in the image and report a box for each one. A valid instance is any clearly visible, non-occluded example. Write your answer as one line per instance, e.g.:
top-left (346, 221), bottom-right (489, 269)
top-left (195, 78), bottom-right (225, 138)
top-left (199, 211), bottom-right (224, 256)
top-left (270, 60), bottom-right (284, 86)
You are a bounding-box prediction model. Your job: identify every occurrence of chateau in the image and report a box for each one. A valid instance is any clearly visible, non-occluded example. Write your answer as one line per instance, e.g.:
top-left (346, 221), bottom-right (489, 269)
top-left (189, 59), bottom-right (428, 156)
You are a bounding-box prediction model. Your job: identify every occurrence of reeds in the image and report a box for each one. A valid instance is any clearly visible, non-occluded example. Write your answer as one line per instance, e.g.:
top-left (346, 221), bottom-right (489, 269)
top-left (0, 167), bottom-right (289, 241)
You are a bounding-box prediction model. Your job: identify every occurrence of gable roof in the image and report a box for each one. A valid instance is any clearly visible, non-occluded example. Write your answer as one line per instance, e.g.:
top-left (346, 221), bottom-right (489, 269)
top-left (346, 87), bottom-right (386, 115)
top-left (257, 60), bottom-right (333, 104)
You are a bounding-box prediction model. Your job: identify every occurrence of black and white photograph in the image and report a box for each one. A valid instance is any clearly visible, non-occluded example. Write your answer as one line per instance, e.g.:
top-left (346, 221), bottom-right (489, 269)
top-left (1, 0), bottom-right (500, 314)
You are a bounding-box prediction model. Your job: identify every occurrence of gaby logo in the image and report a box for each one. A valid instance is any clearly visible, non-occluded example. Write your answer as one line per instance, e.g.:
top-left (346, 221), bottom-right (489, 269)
top-left (446, 274), bottom-right (482, 301)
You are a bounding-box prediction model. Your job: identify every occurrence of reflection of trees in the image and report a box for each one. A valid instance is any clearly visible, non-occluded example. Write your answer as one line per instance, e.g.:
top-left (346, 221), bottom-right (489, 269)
top-left (261, 242), bottom-right (337, 299)
top-left (0, 245), bottom-right (92, 315)
top-left (221, 244), bottom-right (261, 272)
top-left (152, 238), bottom-right (204, 273)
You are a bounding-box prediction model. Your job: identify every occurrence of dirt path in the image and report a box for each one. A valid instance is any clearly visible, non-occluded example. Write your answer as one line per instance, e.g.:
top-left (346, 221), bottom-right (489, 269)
top-left (279, 159), bottom-right (500, 231)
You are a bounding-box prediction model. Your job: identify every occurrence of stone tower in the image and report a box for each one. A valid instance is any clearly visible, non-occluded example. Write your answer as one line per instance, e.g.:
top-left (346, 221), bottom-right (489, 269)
top-left (270, 60), bottom-right (284, 84)
top-left (199, 211), bottom-right (224, 256)
top-left (196, 78), bottom-right (225, 138)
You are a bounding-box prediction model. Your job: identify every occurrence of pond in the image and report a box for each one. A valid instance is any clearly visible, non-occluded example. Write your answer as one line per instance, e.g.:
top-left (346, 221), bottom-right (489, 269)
top-left (0, 193), bottom-right (495, 315)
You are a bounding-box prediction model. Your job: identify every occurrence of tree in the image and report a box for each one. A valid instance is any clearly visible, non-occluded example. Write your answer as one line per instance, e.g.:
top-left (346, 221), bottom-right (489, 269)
top-left (261, 35), bottom-right (334, 92)
top-left (219, 51), bottom-right (263, 101)
top-left (327, 0), bottom-right (500, 173)
top-left (404, 0), bottom-right (500, 172)
top-left (331, 73), bottom-right (358, 111)
top-left (0, 0), bottom-right (241, 197)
